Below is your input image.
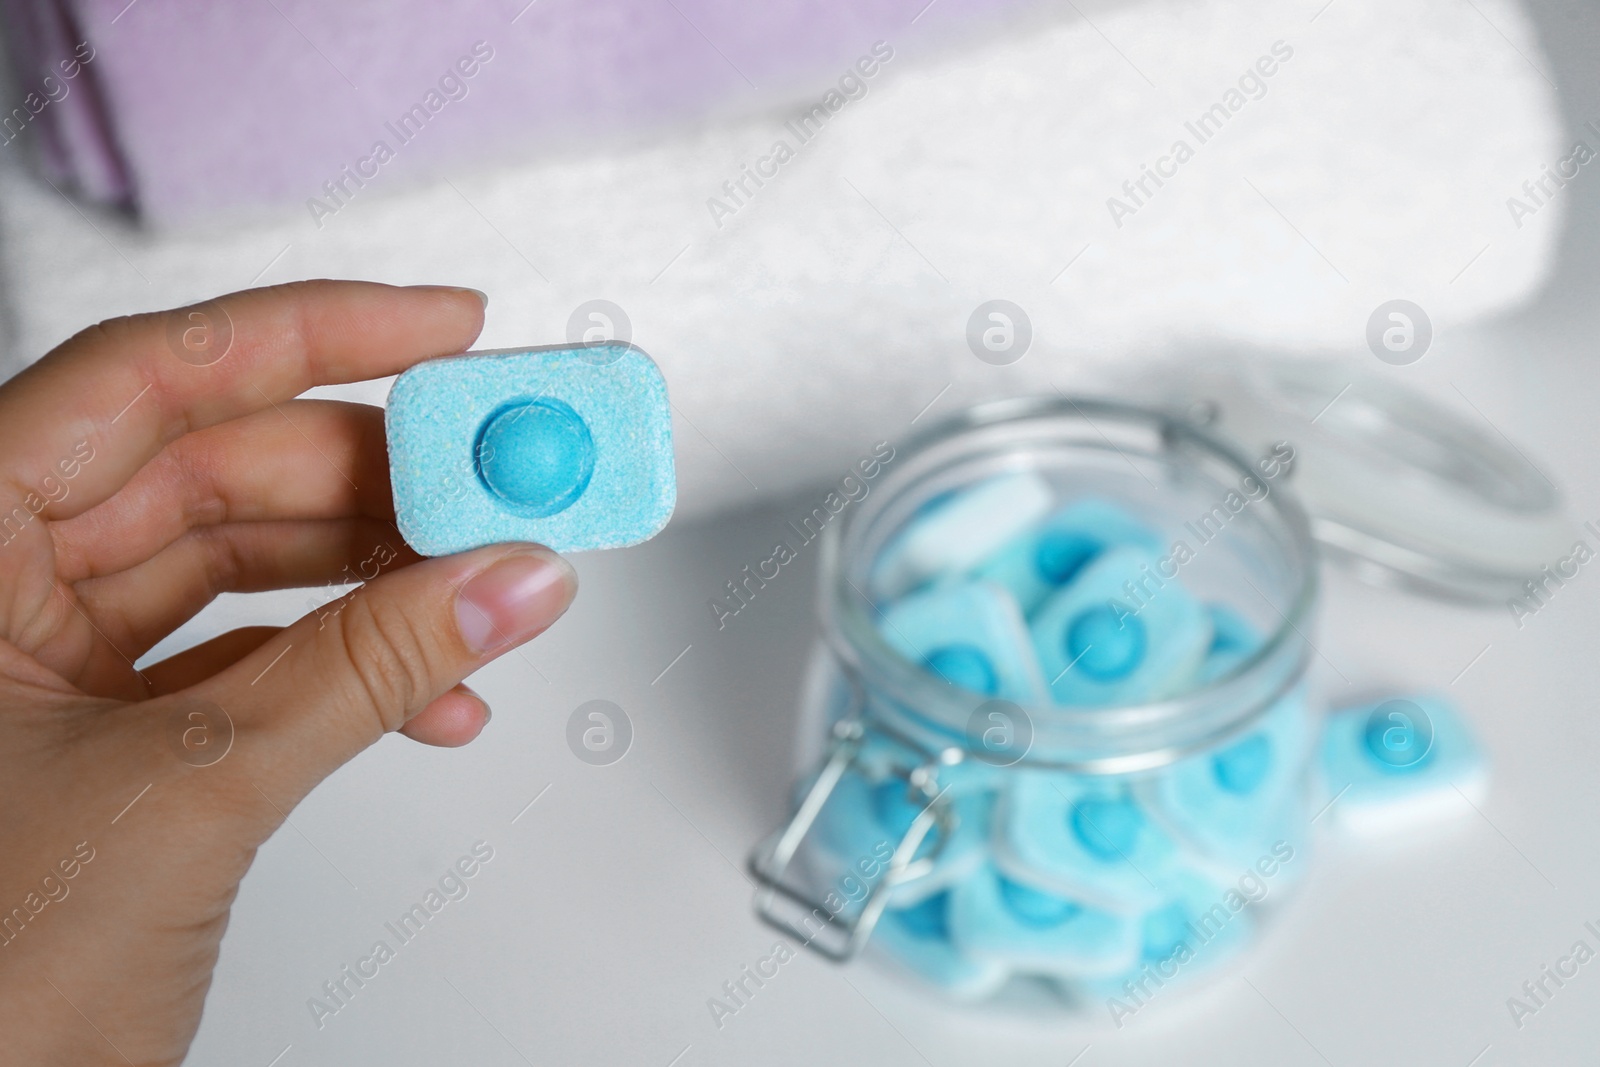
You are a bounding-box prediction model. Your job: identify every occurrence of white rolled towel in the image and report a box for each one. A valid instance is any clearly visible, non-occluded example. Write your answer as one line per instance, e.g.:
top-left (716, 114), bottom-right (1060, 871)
top-left (0, 0), bottom-right (1564, 522)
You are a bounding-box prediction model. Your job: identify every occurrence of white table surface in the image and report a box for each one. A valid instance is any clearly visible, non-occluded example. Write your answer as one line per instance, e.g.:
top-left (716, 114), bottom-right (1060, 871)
top-left (173, 329), bottom-right (1600, 1067)
top-left (53, 1), bottom-right (1600, 1063)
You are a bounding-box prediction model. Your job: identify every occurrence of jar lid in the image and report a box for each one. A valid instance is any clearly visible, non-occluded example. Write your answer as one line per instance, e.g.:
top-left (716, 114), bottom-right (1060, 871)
top-left (1176, 359), bottom-right (1573, 602)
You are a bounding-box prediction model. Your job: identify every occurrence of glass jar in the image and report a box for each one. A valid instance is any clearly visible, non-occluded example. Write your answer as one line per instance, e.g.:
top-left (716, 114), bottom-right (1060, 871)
top-left (749, 396), bottom-right (1320, 1008)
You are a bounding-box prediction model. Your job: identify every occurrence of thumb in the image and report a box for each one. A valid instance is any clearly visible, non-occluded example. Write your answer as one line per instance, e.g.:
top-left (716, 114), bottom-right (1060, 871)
top-left (199, 543), bottom-right (576, 802)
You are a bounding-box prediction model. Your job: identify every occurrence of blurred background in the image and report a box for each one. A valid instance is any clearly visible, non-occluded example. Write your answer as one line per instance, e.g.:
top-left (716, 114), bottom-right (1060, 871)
top-left (2, 0), bottom-right (1599, 1063)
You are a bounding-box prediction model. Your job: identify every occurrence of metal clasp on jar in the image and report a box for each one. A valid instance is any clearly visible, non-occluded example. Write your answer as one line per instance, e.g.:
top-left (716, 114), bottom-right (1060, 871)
top-left (748, 704), bottom-right (964, 961)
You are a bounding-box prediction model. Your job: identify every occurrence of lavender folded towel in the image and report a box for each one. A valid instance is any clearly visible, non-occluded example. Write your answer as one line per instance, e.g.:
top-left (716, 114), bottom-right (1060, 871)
top-left (0, 0), bottom-right (1022, 223)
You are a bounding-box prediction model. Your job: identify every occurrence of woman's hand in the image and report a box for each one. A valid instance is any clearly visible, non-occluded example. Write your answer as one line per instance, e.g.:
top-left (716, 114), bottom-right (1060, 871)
top-left (0, 280), bottom-right (577, 1065)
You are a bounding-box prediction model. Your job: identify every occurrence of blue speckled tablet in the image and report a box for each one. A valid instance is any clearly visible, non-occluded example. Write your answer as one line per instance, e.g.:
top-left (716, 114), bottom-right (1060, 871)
top-left (386, 344), bottom-right (675, 555)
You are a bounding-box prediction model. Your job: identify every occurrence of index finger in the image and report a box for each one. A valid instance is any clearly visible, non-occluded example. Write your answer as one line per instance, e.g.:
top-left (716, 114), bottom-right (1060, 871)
top-left (0, 280), bottom-right (485, 522)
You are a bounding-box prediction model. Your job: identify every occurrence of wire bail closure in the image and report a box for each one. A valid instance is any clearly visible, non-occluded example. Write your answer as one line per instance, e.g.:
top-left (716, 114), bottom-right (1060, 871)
top-left (747, 677), bottom-right (963, 962)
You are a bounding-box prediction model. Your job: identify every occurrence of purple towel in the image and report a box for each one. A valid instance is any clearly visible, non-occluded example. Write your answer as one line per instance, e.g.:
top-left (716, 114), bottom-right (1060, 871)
top-left (0, 0), bottom-right (1018, 224)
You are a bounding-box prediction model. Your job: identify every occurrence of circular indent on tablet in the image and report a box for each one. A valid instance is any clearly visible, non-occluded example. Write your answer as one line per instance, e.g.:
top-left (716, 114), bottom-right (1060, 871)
top-left (997, 876), bottom-right (1082, 928)
top-left (924, 644), bottom-right (999, 695)
top-left (1065, 606), bottom-right (1145, 681)
top-left (1362, 698), bottom-right (1434, 770)
top-left (1213, 734), bottom-right (1273, 794)
top-left (475, 399), bottom-right (595, 517)
top-left (1034, 532), bottom-right (1099, 585)
top-left (1071, 797), bottom-right (1143, 861)
top-left (895, 892), bottom-right (951, 941)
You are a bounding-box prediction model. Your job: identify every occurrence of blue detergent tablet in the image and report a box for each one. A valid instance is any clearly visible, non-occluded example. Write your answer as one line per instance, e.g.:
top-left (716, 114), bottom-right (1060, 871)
top-left (1071, 872), bottom-right (1255, 1002)
top-left (1030, 547), bottom-right (1211, 707)
top-left (1071, 796), bottom-right (1145, 860)
top-left (1318, 693), bottom-right (1487, 838)
top-left (878, 580), bottom-right (1050, 705)
top-left (868, 472), bottom-right (1053, 601)
top-left (993, 774), bottom-right (1180, 913)
top-left (948, 864), bottom-right (1136, 978)
top-left (874, 891), bottom-right (1012, 999)
top-left (924, 644), bottom-right (1001, 695)
top-left (1066, 606), bottom-right (1147, 681)
top-left (1212, 734), bottom-right (1272, 794)
top-left (1139, 686), bottom-right (1313, 871)
top-left (975, 497), bottom-right (1161, 616)
top-left (896, 892), bottom-right (952, 940)
top-left (998, 875), bottom-right (1083, 927)
top-left (386, 344), bottom-right (675, 555)
top-left (1035, 531), bottom-right (1102, 585)
top-left (1140, 901), bottom-right (1194, 960)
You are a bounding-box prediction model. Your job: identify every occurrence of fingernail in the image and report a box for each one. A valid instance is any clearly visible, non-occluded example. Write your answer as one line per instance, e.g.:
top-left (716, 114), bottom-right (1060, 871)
top-left (464, 687), bottom-right (491, 727)
top-left (455, 549), bottom-right (576, 654)
top-left (412, 284), bottom-right (488, 308)
top-left (463, 685), bottom-right (491, 725)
